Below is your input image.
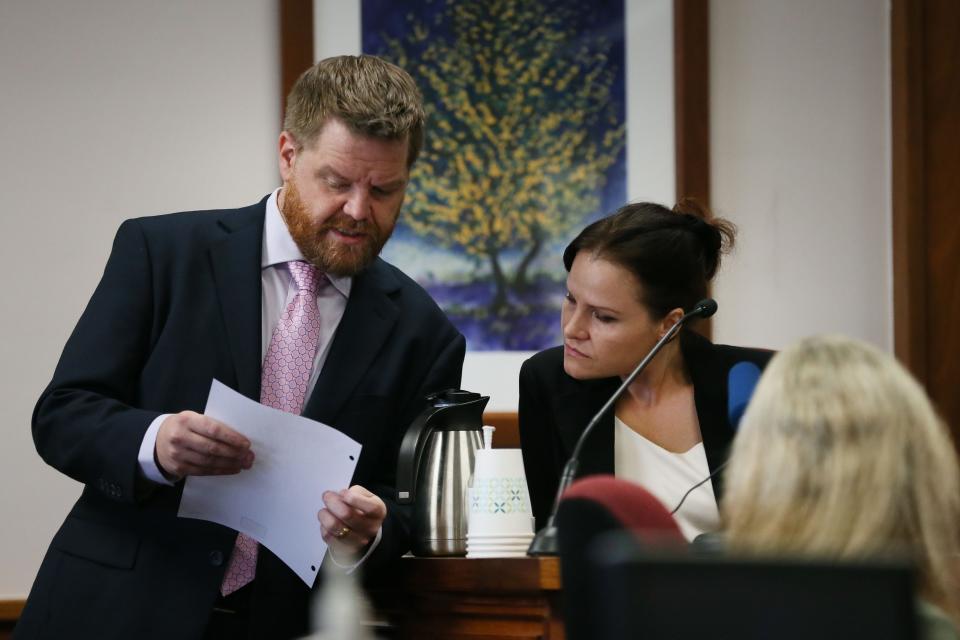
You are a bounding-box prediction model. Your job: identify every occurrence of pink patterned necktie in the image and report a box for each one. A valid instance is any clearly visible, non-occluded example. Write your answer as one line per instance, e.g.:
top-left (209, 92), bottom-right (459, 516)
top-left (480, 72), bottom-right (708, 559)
top-left (220, 260), bottom-right (324, 596)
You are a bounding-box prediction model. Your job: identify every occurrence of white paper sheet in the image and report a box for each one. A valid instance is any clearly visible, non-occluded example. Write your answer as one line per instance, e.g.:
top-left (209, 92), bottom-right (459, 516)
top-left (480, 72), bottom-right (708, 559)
top-left (178, 380), bottom-right (361, 587)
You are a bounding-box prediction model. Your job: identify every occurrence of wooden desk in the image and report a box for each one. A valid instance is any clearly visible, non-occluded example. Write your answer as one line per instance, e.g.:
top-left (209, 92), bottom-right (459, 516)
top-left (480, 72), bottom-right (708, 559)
top-left (369, 556), bottom-right (564, 640)
top-left (1, 556), bottom-right (562, 640)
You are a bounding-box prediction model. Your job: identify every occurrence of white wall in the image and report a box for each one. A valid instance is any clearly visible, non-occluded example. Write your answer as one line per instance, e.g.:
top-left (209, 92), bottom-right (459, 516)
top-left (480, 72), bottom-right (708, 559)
top-left (710, 0), bottom-right (892, 351)
top-left (0, 0), bottom-right (279, 598)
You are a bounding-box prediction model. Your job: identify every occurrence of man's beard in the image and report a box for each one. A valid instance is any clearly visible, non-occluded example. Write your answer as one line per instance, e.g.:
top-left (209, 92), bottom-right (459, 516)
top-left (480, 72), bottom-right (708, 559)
top-left (280, 181), bottom-right (396, 277)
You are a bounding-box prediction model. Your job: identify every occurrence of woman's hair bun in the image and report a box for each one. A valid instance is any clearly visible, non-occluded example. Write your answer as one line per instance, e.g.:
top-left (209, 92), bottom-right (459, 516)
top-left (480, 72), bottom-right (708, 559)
top-left (672, 198), bottom-right (736, 280)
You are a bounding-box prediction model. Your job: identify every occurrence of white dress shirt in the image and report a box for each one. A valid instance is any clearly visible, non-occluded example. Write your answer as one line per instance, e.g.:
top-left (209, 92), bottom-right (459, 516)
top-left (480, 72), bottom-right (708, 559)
top-left (137, 188), bottom-right (380, 566)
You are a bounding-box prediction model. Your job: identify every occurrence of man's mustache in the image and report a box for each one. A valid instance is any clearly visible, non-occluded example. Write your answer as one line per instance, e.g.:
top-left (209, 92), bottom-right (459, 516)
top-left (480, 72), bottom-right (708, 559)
top-left (317, 213), bottom-right (376, 236)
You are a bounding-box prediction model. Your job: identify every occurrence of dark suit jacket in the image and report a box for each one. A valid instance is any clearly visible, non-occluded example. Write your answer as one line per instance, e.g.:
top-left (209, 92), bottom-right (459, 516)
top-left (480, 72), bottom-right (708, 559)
top-left (17, 198), bottom-right (465, 640)
top-left (518, 331), bottom-right (772, 530)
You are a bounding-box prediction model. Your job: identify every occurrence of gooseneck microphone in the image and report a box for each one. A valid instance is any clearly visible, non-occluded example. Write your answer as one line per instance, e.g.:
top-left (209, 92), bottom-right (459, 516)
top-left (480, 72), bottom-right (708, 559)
top-left (527, 298), bottom-right (718, 556)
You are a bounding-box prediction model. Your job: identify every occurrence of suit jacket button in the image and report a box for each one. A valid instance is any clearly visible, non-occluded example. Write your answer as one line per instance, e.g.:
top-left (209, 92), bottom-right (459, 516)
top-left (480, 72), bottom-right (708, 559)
top-left (209, 550), bottom-right (224, 566)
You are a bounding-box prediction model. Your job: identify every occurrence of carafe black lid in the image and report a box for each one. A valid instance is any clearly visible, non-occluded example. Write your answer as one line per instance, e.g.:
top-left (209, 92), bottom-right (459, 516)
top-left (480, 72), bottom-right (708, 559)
top-left (432, 389), bottom-right (482, 406)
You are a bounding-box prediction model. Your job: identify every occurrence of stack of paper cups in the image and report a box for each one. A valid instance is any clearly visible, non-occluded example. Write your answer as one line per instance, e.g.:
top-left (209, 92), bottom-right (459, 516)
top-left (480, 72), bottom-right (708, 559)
top-left (466, 448), bottom-right (534, 557)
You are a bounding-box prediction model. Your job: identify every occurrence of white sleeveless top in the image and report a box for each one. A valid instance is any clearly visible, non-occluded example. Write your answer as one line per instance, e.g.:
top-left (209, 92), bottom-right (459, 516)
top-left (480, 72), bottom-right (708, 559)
top-left (614, 416), bottom-right (721, 541)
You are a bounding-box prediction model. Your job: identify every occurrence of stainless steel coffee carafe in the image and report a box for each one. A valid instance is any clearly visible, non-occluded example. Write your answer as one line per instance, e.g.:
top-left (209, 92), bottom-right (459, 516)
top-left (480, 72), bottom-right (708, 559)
top-left (396, 389), bottom-right (489, 556)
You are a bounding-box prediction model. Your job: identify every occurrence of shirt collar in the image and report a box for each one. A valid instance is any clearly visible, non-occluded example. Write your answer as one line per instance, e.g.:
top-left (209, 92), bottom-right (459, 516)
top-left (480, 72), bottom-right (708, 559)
top-left (262, 188), bottom-right (352, 298)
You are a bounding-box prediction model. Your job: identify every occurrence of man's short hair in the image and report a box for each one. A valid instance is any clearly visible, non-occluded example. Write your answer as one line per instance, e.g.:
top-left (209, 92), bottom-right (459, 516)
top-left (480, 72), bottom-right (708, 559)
top-left (283, 55), bottom-right (425, 167)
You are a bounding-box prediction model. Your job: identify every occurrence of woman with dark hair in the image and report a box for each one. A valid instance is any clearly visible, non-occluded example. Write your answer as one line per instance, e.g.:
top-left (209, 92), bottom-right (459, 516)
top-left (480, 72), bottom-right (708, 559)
top-left (519, 200), bottom-right (772, 540)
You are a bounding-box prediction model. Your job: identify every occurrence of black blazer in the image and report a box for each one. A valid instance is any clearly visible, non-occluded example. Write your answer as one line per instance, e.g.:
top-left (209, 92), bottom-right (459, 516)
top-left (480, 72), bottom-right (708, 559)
top-left (18, 198), bottom-right (465, 640)
top-left (518, 331), bottom-right (772, 530)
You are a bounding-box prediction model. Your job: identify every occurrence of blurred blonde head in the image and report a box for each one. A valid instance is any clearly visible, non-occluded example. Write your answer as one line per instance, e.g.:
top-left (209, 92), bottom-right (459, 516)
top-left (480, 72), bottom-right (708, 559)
top-left (722, 335), bottom-right (960, 617)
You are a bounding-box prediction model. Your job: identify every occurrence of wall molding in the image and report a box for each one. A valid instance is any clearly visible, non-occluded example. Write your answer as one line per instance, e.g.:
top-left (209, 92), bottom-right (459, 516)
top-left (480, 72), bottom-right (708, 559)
top-left (673, 0), bottom-right (712, 338)
top-left (891, 0), bottom-right (960, 438)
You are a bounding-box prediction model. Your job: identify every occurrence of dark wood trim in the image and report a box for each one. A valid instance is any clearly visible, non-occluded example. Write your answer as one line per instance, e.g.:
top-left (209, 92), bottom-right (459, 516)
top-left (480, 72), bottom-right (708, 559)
top-left (386, 556), bottom-right (561, 593)
top-left (279, 0), bottom-right (315, 122)
top-left (483, 412), bottom-right (520, 448)
top-left (673, 0), bottom-right (710, 206)
top-left (891, 0), bottom-right (928, 384)
top-left (0, 599), bottom-right (24, 622)
top-left (890, 0), bottom-right (960, 439)
top-left (673, 0), bottom-right (712, 338)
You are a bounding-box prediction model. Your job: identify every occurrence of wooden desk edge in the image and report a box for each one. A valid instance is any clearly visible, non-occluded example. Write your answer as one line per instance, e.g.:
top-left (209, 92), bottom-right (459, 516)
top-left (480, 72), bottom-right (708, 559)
top-left (385, 556), bottom-right (561, 592)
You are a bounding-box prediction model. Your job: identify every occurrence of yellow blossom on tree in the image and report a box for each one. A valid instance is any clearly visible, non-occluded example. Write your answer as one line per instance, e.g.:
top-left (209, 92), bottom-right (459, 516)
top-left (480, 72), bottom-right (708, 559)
top-left (378, 0), bottom-right (624, 312)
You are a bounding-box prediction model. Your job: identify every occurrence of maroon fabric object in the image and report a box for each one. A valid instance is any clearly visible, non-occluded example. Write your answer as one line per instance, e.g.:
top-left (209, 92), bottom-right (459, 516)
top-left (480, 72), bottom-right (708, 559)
top-left (562, 475), bottom-right (685, 545)
top-left (556, 476), bottom-right (686, 640)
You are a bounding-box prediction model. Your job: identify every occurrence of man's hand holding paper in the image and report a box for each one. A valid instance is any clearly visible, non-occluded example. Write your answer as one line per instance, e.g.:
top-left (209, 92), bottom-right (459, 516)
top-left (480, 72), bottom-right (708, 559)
top-left (320, 485), bottom-right (387, 557)
top-left (177, 380), bottom-right (362, 587)
top-left (156, 410), bottom-right (255, 478)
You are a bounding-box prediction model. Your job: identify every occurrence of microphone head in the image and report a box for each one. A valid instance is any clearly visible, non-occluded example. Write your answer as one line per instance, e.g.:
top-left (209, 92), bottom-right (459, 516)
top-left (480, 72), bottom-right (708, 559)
top-left (693, 298), bottom-right (718, 319)
top-left (727, 361), bottom-right (762, 430)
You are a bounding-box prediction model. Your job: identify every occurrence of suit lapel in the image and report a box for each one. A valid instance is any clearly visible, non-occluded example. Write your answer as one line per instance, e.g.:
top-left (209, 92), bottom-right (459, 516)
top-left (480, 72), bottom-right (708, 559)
top-left (681, 331), bottom-right (729, 494)
top-left (555, 378), bottom-right (619, 477)
top-left (209, 202), bottom-right (265, 401)
top-left (302, 259), bottom-right (400, 432)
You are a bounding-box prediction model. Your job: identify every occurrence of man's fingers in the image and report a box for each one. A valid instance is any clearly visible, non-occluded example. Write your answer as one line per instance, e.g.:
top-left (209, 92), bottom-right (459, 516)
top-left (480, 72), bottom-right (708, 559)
top-left (338, 486), bottom-right (386, 518)
top-left (348, 485), bottom-right (376, 498)
top-left (317, 508), bottom-right (347, 538)
top-left (322, 490), bottom-right (384, 544)
top-left (178, 449), bottom-right (246, 474)
top-left (156, 411), bottom-right (254, 478)
top-left (322, 491), bottom-right (356, 524)
top-left (317, 508), bottom-right (341, 531)
top-left (318, 509), bottom-right (371, 549)
top-left (180, 429), bottom-right (252, 464)
top-left (161, 451), bottom-right (244, 477)
top-left (187, 415), bottom-right (251, 450)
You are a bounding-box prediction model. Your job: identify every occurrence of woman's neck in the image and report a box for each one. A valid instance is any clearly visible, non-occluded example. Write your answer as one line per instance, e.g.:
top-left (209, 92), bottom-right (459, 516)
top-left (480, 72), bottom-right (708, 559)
top-left (622, 340), bottom-right (689, 408)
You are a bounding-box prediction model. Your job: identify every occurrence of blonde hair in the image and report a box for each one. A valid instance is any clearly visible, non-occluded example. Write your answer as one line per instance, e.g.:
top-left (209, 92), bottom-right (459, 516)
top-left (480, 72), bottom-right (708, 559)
top-left (283, 55), bottom-right (424, 166)
top-left (723, 334), bottom-right (960, 619)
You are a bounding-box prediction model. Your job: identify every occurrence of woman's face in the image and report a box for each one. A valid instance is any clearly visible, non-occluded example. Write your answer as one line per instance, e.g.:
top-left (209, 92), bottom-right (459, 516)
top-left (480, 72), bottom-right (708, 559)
top-left (561, 252), bottom-right (665, 380)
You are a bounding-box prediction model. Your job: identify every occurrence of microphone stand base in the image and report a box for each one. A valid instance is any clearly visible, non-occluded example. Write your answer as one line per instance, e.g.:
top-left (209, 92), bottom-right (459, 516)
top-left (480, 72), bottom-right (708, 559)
top-left (526, 525), bottom-right (560, 556)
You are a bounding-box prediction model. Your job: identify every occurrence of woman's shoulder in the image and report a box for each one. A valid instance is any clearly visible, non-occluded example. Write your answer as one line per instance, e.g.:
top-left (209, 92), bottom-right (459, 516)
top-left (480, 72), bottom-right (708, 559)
top-left (520, 346), bottom-right (565, 388)
top-left (712, 342), bottom-right (775, 368)
top-left (682, 331), bottom-right (775, 371)
top-left (522, 346), bottom-right (564, 371)
top-left (520, 346), bottom-right (619, 400)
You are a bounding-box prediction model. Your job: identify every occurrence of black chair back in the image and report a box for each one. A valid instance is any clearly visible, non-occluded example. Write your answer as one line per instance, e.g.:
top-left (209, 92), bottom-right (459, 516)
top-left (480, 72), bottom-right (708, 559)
top-left (586, 532), bottom-right (919, 640)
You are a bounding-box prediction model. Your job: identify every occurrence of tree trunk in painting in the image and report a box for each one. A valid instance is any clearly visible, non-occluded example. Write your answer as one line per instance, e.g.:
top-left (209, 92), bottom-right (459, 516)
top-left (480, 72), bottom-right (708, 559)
top-left (488, 251), bottom-right (509, 313)
top-left (513, 230), bottom-right (544, 292)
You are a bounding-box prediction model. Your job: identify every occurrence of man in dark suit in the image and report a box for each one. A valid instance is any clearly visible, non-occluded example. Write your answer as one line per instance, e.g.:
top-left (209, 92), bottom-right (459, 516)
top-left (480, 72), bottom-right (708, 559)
top-left (17, 55), bottom-right (465, 640)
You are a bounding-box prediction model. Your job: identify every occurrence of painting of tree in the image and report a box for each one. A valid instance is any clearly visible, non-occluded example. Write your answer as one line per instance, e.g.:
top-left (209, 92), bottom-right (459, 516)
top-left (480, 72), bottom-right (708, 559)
top-left (363, 0), bottom-right (625, 350)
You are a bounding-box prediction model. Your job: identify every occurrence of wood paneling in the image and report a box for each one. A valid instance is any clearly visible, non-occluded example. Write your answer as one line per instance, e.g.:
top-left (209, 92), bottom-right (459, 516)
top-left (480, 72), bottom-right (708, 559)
top-left (0, 599), bottom-right (23, 640)
top-left (921, 0), bottom-right (960, 437)
top-left (674, 0), bottom-right (710, 206)
top-left (892, 0), bottom-right (960, 439)
top-left (369, 557), bottom-right (564, 639)
top-left (0, 600), bottom-right (23, 623)
top-left (483, 412), bottom-right (520, 448)
top-left (279, 0), bottom-right (314, 120)
top-left (891, 0), bottom-right (928, 382)
top-left (674, 0), bottom-right (713, 338)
